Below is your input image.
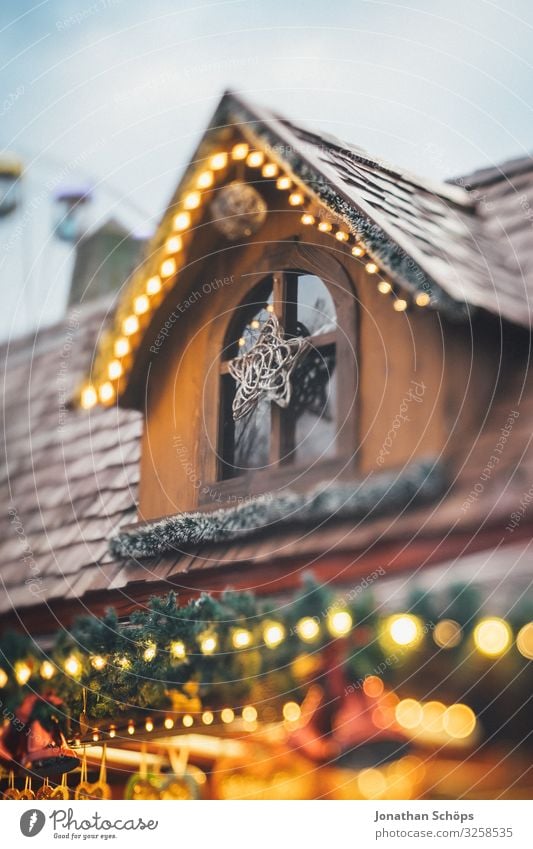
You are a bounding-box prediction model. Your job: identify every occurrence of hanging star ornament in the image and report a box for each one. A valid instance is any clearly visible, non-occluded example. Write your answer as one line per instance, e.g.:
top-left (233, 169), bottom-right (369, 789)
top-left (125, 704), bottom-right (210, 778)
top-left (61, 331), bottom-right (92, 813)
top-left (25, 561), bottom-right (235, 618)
top-left (228, 314), bottom-right (310, 420)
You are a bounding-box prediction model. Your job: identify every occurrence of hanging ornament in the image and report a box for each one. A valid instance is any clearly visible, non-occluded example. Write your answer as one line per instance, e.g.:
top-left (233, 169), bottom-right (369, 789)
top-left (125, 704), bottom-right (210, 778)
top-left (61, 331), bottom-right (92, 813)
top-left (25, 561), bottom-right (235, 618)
top-left (50, 772), bottom-right (70, 801)
top-left (210, 180), bottom-right (267, 240)
top-left (228, 313), bottom-right (310, 419)
top-left (3, 771), bottom-right (19, 800)
top-left (75, 745), bottom-right (111, 800)
top-left (19, 776), bottom-right (35, 800)
top-left (36, 778), bottom-right (54, 800)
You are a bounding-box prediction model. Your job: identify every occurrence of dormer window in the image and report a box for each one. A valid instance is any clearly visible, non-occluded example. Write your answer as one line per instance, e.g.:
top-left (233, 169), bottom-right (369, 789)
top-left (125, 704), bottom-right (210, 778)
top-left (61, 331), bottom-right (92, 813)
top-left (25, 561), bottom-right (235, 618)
top-left (219, 271), bottom-right (338, 480)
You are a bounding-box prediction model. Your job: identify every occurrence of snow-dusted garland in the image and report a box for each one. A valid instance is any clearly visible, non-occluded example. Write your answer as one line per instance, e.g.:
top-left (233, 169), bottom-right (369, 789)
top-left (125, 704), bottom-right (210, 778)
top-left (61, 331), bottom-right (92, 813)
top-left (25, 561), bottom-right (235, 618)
top-left (110, 459), bottom-right (445, 559)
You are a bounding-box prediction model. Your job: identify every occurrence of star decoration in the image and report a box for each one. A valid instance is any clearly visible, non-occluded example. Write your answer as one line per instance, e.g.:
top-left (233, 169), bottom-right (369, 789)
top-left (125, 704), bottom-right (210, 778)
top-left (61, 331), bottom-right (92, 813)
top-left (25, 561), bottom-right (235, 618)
top-left (228, 314), bottom-right (310, 420)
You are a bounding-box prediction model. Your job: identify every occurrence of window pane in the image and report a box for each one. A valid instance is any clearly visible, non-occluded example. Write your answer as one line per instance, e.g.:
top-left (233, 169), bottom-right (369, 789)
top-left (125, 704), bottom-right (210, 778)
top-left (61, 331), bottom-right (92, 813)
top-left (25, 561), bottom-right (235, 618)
top-left (234, 397), bottom-right (272, 472)
top-left (297, 274), bottom-right (336, 336)
top-left (291, 345), bottom-right (337, 463)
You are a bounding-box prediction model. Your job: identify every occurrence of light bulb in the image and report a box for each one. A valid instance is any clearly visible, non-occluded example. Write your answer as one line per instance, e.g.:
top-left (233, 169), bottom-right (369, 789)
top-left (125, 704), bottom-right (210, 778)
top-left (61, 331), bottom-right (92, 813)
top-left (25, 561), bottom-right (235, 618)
top-left (393, 299), bottom-right (408, 312)
top-left (474, 618), bottom-right (511, 657)
top-left (231, 142), bottom-right (249, 160)
top-left (443, 704), bottom-right (476, 739)
top-left (108, 360), bottom-right (123, 380)
top-left (335, 230), bottom-right (349, 242)
top-left (433, 620), bottom-right (462, 649)
top-left (220, 708), bottom-right (234, 724)
top-left (263, 622), bottom-right (285, 648)
top-left (164, 717), bottom-right (175, 730)
top-left (276, 176), bottom-right (291, 190)
top-left (165, 235), bottom-right (182, 254)
top-left (296, 617), bottom-right (320, 642)
top-left (202, 710), bottom-right (214, 725)
top-left (122, 314), bottom-right (139, 336)
top-left (143, 642), bottom-right (157, 662)
top-left (351, 245), bottom-right (365, 257)
top-left (262, 162), bottom-right (278, 177)
top-left (317, 221), bottom-right (332, 232)
top-left (15, 661), bottom-right (31, 685)
top-left (517, 622), bottom-right (533, 659)
top-left (327, 610), bottom-right (353, 637)
top-left (182, 714), bottom-right (193, 728)
top-left (114, 337), bottom-right (130, 358)
top-left (416, 291), bottom-right (430, 307)
top-left (246, 151), bottom-right (264, 168)
top-left (170, 640), bottom-right (186, 660)
top-left (80, 385), bottom-right (97, 409)
top-left (196, 170), bottom-right (213, 189)
top-left (232, 629), bottom-right (252, 649)
top-left (64, 655), bottom-right (81, 677)
top-left (200, 633), bottom-right (217, 655)
top-left (183, 191), bottom-right (201, 210)
top-left (209, 152), bottom-right (228, 170)
top-left (160, 257), bottom-right (177, 278)
top-left (145, 718), bottom-right (154, 732)
top-left (146, 275), bottom-right (162, 296)
top-left (0, 668), bottom-right (8, 688)
top-left (91, 655), bottom-right (107, 671)
top-left (242, 705), bottom-right (257, 723)
top-left (386, 614), bottom-right (423, 648)
top-left (133, 294), bottom-right (150, 315)
top-left (283, 702), bottom-right (301, 722)
top-left (365, 261), bottom-right (378, 274)
top-left (301, 213), bottom-right (315, 225)
top-left (288, 192), bottom-right (304, 206)
top-left (377, 281), bottom-right (392, 294)
top-left (173, 211), bottom-right (191, 231)
top-left (98, 382), bottom-right (115, 404)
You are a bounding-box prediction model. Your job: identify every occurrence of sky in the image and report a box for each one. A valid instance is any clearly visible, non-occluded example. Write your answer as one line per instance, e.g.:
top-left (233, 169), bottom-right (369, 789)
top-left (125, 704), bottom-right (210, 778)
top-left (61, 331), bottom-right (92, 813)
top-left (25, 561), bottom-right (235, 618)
top-left (1, 0), bottom-right (533, 339)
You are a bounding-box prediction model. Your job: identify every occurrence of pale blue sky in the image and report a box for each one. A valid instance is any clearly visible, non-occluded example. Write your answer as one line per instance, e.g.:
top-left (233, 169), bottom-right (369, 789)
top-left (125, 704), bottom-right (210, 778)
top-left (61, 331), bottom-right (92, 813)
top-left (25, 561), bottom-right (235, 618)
top-left (1, 0), bottom-right (532, 338)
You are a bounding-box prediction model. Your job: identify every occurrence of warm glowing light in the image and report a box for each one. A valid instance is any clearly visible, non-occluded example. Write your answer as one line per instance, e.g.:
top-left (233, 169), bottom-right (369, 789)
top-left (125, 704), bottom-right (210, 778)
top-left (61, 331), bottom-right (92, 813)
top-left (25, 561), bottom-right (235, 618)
top-left (0, 668), bottom-right (8, 688)
top-left (128, 722), bottom-right (135, 735)
top-left (242, 705), bottom-right (258, 723)
top-left (165, 235), bottom-right (182, 254)
top-left (221, 708), bottom-right (234, 724)
top-left (80, 385), bottom-right (97, 409)
top-left (160, 257), bottom-right (177, 279)
top-left (15, 661), bottom-right (32, 685)
top-left (377, 280), bottom-right (392, 294)
top-left (109, 726), bottom-right (116, 738)
top-left (351, 245), bottom-right (365, 257)
top-left (262, 162), bottom-right (278, 178)
top-left (64, 655), bottom-right (82, 678)
top-left (358, 768), bottom-right (387, 799)
top-left (416, 291), bottom-right (431, 307)
top-left (164, 717), bottom-right (175, 730)
top-left (296, 617), bottom-right (320, 642)
top-left (395, 698), bottom-right (423, 730)
top-left (183, 191), bottom-right (201, 210)
top-left (266, 303), bottom-right (275, 313)
top-left (365, 261), bottom-right (378, 274)
top-left (200, 633), bottom-right (217, 655)
top-left (117, 655), bottom-right (131, 670)
top-left (114, 337), bottom-right (130, 358)
top-left (196, 170), bottom-right (214, 189)
top-left (202, 711), bottom-right (214, 725)
top-left (434, 620), bottom-right (462, 649)
top-left (420, 701), bottom-right (446, 734)
top-left (363, 675), bottom-right (384, 698)
top-left (209, 152), bottom-right (228, 170)
top-left (143, 642), bottom-right (157, 662)
top-left (516, 622), bottom-right (533, 659)
top-left (327, 610), bottom-right (353, 637)
top-left (98, 382), bottom-right (115, 404)
top-left (474, 618), bottom-right (512, 657)
top-left (92, 730), bottom-right (100, 742)
top-left (232, 143), bottom-right (249, 160)
top-left (250, 319), bottom-right (260, 329)
top-left (393, 299), bottom-right (408, 312)
top-left (276, 176), bottom-right (291, 190)
top-left (283, 701), bottom-right (301, 723)
top-left (145, 718), bottom-right (154, 732)
top-left (301, 213), bottom-right (315, 225)
top-left (238, 337), bottom-right (246, 347)
top-left (232, 628), bottom-right (252, 649)
top-left (170, 640), bottom-right (186, 660)
top-left (40, 660), bottom-right (56, 680)
top-left (335, 230), bottom-right (349, 242)
top-left (91, 655), bottom-right (107, 671)
top-left (263, 621), bottom-right (285, 648)
top-left (173, 211), bottom-right (191, 231)
top-left (122, 314), bottom-right (139, 336)
top-left (133, 294), bottom-right (150, 315)
top-left (288, 192), bottom-right (304, 206)
top-left (246, 151), bottom-right (264, 168)
top-left (387, 614), bottom-right (423, 647)
top-left (146, 275), bottom-right (162, 296)
top-left (108, 360), bottom-right (123, 380)
top-left (443, 703), bottom-right (476, 739)
top-left (317, 220), bottom-right (332, 233)
top-left (182, 714), bottom-right (194, 728)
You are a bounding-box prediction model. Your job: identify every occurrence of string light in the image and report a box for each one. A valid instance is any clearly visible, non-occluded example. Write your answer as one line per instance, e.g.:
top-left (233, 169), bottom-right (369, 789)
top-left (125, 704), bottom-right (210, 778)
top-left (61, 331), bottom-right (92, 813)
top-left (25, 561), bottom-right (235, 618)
top-left (122, 314), bottom-right (139, 336)
top-left (14, 661), bottom-right (32, 685)
top-left (232, 628), bottom-right (252, 649)
top-left (263, 621), bottom-right (285, 648)
top-left (365, 261), bottom-right (378, 274)
top-left (196, 170), bottom-right (214, 189)
top-left (395, 699), bottom-right (423, 730)
top-left (133, 294), bottom-right (150, 315)
top-left (327, 610), bottom-right (353, 637)
top-left (363, 675), bottom-right (384, 698)
top-left (173, 211), bottom-right (191, 231)
top-left (317, 220), bottom-right (332, 232)
top-left (296, 617), bottom-right (320, 642)
top-left (415, 291), bottom-right (430, 307)
top-left (266, 304), bottom-right (275, 313)
top-left (443, 704), bottom-right (476, 739)
top-left (145, 718), bottom-right (154, 732)
top-left (433, 620), bottom-right (462, 649)
top-left (0, 668), bottom-right (8, 688)
top-left (108, 360), bottom-right (123, 380)
top-left (276, 176), bottom-right (291, 190)
top-left (182, 714), bottom-right (194, 728)
top-left (288, 192), bottom-right (304, 206)
top-left (420, 701), bottom-right (445, 734)
top-left (164, 717), bottom-right (175, 730)
top-left (160, 257), bottom-right (177, 278)
top-left (209, 152), bottom-right (228, 170)
top-left (282, 702), bottom-right (301, 722)
top-left (199, 633), bottom-right (217, 655)
top-left (335, 230), bottom-right (349, 242)
top-left (516, 622), bottom-right (533, 659)
top-left (114, 337), bottom-right (130, 358)
top-left (231, 142), bottom-right (249, 160)
top-left (170, 640), bottom-right (186, 660)
top-left (385, 614), bottom-right (423, 648)
top-left (221, 708), bottom-right (234, 724)
top-left (92, 730), bottom-right (100, 743)
top-left (242, 705), bottom-right (257, 723)
top-left (98, 382), bottom-right (115, 404)
top-left (109, 726), bottom-right (116, 739)
top-left (117, 655), bottom-right (131, 670)
top-left (377, 281), bottom-right (392, 294)
top-left (165, 235), bottom-right (182, 254)
top-left (301, 213), bottom-right (315, 225)
top-left (64, 655), bottom-right (82, 678)
top-left (91, 655), bottom-right (107, 671)
top-left (183, 191), bottom-right (201, 210)
top-left (128, 722), bottom-right (135, 735)
top-left (351, 245), bottom-right (365, 257)
top-left (80, 385), bottom-right (97, 409)
top-left (393, 298), bottom-right (408, 312)
top-left (262, 162), bottom-right (278, 178)
top-left (474, 617), bottom-right (511, 657)
top-left (202, 711), bottom-right (214, 726)
top-left (143, 642), bottom-right (157, 662)
top-left (246, 151), bottom-right (264, 168)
